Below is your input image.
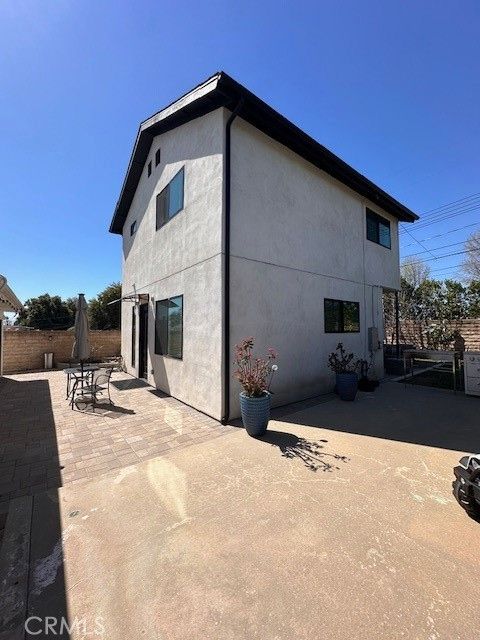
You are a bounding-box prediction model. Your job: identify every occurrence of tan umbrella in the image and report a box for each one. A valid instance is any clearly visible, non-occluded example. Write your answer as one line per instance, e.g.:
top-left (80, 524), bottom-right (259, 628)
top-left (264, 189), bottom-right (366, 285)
top-left (72, 293), bottom-right (90, 374)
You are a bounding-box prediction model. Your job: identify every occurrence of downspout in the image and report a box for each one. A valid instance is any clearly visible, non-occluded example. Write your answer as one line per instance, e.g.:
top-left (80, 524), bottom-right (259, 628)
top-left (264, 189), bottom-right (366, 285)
top-left (221, 96), bottom-right (244, 425)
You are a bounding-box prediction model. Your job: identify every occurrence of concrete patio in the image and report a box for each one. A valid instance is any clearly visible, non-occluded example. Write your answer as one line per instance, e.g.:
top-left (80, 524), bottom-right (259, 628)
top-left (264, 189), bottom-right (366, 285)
top-left (1, 379), bottom-right (480, 639)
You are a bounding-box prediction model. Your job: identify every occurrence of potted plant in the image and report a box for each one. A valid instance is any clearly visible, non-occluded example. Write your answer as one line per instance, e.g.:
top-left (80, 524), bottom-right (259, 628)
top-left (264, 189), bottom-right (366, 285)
top-left (328, 343), bottom-right (359, 401)
top-left (234, 337), bottom-right (278, 437)
top-left (357, 358), bottom-right (380, 392)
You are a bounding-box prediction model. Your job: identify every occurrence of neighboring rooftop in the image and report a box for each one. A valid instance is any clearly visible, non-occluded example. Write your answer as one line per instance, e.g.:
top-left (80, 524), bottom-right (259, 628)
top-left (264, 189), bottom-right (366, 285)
top-left (109, 71), bottom-right (418, 234)
top-left (0, 275), bottom-right (22, 313)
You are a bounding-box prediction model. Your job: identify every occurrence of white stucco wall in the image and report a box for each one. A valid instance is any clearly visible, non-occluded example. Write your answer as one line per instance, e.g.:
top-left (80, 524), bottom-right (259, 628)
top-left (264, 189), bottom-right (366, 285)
top-left (229, 118), bottom-right (396, 416)
top-left (120, 107), bottom-right (402, 421)
top-left (121, 109), bottom-right (225, 419)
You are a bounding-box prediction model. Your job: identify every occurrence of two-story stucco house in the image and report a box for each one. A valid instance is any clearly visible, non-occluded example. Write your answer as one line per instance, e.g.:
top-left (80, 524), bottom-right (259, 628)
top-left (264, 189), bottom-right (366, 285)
top-left (109, 72), bottom-right (418, 422)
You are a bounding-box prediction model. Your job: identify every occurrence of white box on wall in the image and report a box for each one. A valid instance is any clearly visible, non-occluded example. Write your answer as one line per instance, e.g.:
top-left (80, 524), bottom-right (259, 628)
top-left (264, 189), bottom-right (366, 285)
top-left (464, 352), bottom-right (480, 397)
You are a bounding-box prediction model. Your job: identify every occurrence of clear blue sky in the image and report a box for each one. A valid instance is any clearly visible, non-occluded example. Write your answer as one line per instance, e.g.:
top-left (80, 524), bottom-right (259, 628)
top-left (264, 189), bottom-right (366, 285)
top-left (1, 0), bottom-right (479, 302)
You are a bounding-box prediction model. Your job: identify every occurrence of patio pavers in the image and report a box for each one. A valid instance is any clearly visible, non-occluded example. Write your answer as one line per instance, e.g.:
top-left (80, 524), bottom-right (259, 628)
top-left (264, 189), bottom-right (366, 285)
top-left (0, 370), bottom-right (231, 508)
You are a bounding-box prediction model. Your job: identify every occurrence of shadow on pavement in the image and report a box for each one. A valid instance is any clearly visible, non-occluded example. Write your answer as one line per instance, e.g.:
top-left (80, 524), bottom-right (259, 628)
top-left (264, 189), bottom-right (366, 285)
top-left (280, 383), bottom-right (480, 453)
top-left (73, 401), bottom-right (136, 417)
top-left (0, 377), bottom-right (70, 638)
top-left (111, 378), bottom-right (150, 391)
top-left (258, 430), bottom-right (349, 472)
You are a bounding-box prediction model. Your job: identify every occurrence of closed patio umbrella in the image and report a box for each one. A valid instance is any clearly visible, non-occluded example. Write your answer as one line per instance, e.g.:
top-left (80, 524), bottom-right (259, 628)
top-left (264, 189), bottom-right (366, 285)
top-left (72, 293), bottom-right (90, 375)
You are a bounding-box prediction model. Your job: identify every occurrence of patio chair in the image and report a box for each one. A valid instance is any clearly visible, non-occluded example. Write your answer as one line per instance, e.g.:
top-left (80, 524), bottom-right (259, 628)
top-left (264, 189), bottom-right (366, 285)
top-left (72, 367), bottom-right (114, 411)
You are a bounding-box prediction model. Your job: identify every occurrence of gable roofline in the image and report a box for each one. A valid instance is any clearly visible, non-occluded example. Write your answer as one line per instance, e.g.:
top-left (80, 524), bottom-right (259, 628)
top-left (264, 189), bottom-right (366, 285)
top-left (109, 71), bottom-right (418, 234)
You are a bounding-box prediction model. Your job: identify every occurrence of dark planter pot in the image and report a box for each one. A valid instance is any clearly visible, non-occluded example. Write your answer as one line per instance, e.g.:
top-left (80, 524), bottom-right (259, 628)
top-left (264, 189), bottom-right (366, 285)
top-left (336, 372), bottom-right (358, 401)
top-left (239, 392), bottom-right (271, 437)
top-left (358, 377), bottom-right (380, 392)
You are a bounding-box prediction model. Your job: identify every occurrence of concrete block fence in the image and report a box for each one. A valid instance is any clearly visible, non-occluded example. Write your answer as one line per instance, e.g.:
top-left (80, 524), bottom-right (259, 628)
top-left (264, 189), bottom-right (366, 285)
top-left (385, 319), bottom-right (480, 352)
top-left (2, 329), bottom-right (121, 373)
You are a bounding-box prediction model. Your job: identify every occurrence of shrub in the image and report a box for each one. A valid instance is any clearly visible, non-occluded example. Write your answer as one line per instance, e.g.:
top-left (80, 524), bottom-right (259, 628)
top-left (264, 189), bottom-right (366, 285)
top-left (234, 337), bottom-right (278, 397)
top-left (327, 343), bottom-right (359, 374)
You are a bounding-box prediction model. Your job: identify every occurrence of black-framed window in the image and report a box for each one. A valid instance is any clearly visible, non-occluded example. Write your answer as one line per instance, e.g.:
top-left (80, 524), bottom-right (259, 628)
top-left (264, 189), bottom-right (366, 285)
top-left (155, 149), bottom-right (161, 166)
top-left (155, 295), bottom-right (183, 359)
top-left (366, 208), bottom-right (391, 248)
top-left (130, 220), bottom-right (137, 236)
top-left (156, 167), bottom-right (184, 230)
top-left (324, 298), bottom-right (360, 333)
top-left (147, 161), bottom-right (152, 177)
top-left (131, 307), bottom-right (136, 366)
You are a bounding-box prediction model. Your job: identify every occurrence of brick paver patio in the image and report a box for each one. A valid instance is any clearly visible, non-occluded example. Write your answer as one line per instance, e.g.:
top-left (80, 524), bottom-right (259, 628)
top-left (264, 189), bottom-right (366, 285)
top-left (0, 370), bottom-right (230, 509)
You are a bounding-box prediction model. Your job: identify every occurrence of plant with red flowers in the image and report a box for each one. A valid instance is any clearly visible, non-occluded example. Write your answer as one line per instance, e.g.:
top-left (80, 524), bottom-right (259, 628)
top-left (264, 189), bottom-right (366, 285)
top-left (234, 337), bottom-right (278, 397)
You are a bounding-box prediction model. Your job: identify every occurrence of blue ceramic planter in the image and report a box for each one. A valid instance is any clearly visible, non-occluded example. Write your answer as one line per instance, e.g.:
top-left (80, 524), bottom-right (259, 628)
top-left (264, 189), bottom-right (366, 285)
top-left (336, 373), bottom-right (358, 401)
top-left (239, 392), bottom-right (271, 437)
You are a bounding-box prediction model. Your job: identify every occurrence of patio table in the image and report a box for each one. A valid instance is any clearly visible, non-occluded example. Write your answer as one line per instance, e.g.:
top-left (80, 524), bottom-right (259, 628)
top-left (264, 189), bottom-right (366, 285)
top-left (64, 365), bottom-right (99, 399)
top-left (402, 349), bottom-right (461, 393)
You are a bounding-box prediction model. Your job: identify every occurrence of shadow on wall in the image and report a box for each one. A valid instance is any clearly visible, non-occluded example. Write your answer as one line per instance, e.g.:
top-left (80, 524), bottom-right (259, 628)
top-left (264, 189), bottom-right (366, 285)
top-left (0, 377), bottom-right (70, 638)
top-left (257, 430), bottom-right (349, 472)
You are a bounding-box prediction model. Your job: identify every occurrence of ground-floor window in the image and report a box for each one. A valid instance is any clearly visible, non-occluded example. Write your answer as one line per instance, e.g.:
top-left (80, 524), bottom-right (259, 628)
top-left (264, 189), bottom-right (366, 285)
top-left (155, 295), bottom-right (183, 359)
top-left (324, 298), bottom-right (360, 333)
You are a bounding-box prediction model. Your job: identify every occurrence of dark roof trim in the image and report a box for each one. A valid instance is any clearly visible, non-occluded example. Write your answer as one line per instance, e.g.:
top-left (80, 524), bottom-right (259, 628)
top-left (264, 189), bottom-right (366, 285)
top-left (109, 72), bottom-right (418, 234)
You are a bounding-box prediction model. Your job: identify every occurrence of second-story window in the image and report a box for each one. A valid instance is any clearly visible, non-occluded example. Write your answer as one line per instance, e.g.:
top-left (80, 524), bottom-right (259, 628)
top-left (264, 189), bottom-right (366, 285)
top-left (156, 167), bottom-right (185, 230)
top-left (130, 220), bottom-right (137, 236)
top-left (366, 208), bottom-right (391, 248)
top-left (147, 161), bottom-right (152, 177)
top-left (155, 149), bottom-right (161, 166)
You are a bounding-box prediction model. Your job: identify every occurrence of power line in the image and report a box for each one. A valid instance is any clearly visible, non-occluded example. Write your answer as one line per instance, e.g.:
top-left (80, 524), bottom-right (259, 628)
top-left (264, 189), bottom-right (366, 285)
top-left (411, 247), bottom-right (479, 263)
top-left (421, 192), bottom-right (480, 217)
top-left (417, 199), bottom-right (480, 221)
top-left (429, 264), bottom-right (462, 273)
top-left (416, 202), bottom-right (480, 224)
top-left (396, 193), bottom-right (480, 274)
top-left (401, 221), bottom-right (479, 247)
top-left (402, 203), bottom-right (480, 231)
top-left (399, 192), bottom-right (480, 236)
top-left (401, 226), bottom-right (437, 259)
top-left (404, 239), bottom-right (466, 259)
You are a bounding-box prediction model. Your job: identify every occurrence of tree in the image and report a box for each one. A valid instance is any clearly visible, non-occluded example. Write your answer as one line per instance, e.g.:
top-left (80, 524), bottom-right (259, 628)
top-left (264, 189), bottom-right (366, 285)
top-left (395, 265), bottom-right (472, 348)
top-left (466, 281), bottom-right (480, 318)
top-left (401, 258), bottom-right (431, 288)
top-left (462, 230), bottom-right (480, 281)
top-left (16, 294), bottom-right (76, 329)
top-left (382, 290), bottom-right (397, 344)
top-left (442, 279), bottom-right (467, 320)
top-left (387, 254), bottom-right (480, 348)
top-left (88, 283), bottom-right (121, 329)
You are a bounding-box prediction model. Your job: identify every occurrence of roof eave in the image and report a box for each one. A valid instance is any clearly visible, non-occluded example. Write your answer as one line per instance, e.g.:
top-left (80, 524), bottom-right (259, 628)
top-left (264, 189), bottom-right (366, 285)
top-left (109, 72), bottom-right (418, 234)
top-left (215, 73), bottom-right (419, 224)
top-left (0, 276), bottom-right (23, 312)
top-left (109, 73), bottom-right (232, 234)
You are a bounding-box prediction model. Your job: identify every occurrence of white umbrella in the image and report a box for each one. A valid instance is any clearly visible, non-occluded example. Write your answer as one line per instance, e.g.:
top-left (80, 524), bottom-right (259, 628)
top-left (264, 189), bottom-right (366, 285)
top-left (72, 293), bottom-right (90, 375)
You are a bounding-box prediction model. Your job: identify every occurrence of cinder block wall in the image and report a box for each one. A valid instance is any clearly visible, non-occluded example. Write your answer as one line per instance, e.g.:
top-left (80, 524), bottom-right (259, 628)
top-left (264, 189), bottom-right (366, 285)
top-left (457, 320), bottom-right (480, 351)
top-left (385, 319), bottom-right (480, 351)
top-left (3, 330), bottom-right (121, 373)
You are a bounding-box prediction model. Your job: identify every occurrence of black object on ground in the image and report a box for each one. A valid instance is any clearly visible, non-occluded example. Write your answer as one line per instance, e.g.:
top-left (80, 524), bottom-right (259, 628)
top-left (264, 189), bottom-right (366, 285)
top-left (453, 455), bottom-right (480, 521)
